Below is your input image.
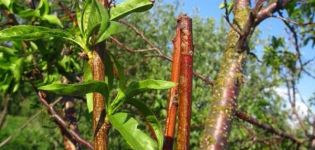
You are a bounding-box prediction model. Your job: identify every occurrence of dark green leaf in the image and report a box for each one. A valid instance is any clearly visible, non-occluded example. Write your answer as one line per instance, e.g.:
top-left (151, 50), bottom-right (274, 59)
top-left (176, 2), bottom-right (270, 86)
top-left (109, 112), bottom-right (157, 150)
top-left (110, 0), bottom-right (154, 21)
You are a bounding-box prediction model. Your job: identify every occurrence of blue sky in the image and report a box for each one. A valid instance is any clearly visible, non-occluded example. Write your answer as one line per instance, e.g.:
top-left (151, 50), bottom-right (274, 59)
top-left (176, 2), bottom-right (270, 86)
top-left (162, 0), bottom-right (315, 102)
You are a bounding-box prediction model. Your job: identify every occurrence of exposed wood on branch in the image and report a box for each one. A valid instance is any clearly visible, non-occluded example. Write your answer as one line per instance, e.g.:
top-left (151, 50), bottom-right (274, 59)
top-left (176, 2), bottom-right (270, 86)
top-left (163, 15), bottom-right (182, 150)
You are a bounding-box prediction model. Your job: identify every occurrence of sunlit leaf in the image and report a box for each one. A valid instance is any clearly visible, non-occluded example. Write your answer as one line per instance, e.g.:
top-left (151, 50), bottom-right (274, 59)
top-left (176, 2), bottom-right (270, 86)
top-left (109, 112), bottom-right (157, 150)
top-left (81, 0), bottom-right (109, 38)
top-left (127, 99), bottom-right (163, 149)
top-left (83, 62), bottom-right (94, 112)
top-left (39, 80), bottom-right (109, 99)
top-left (42, 15), bottom-right (63, 27)
top-left (110, 0), bottom-right (154, 21)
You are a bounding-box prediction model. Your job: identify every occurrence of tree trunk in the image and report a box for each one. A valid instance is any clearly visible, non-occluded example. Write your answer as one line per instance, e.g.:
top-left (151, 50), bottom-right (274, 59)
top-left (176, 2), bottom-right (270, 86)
top-left (200, 1), bottom-right (250, 149)
top-left (310, 118), bottom-right (315, 150)
top-left (176, 14), bottom-right (194, 150)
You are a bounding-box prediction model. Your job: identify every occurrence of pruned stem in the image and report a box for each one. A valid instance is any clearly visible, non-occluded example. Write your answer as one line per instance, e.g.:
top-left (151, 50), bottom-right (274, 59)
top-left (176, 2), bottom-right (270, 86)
top-left (163, 16), bottom-right (182, 150)
top-left (176, 14), bottom-right (194, 150)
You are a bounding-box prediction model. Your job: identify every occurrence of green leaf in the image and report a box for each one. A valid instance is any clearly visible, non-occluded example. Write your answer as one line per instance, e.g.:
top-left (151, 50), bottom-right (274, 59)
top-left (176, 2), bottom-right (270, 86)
top-left (17, 9), bottom-right (40, 18)
top-left (0, 0), bottom-right (12, 8)
top-left (0, 25), bottom-right (69, 41)
top-left (110, 79), bottom-right (175, 113)
top-left (110, 0), bottom-right (154, 21)
top-left (104, 51), bottom-right (114, 90)
top-left (42, 14), bottom-right (63, 27)
top-left (37, 0), bottom-right (49, 16)
top-left (96, 21), bottom-right (127, 44)
top-left (38, 80), bottom-right (109, 99)
top-left (10, 58), bottom-right (23, 82)
top-left (0, 46), bottom-right (17, 55)
top-left (81, 0), bottom-right (109, 39)
top-left (109, 113), bottom-right (157, 150)
top-left (127, 99), bottom-right (163, 149)
top-left (0, 25), bottom-right (85, 49)
top-left (83, 62), bottom-right (94, 112)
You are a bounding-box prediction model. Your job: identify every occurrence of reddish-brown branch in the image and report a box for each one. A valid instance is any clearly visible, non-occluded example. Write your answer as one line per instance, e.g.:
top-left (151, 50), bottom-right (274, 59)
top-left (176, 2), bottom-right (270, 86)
top-left (109, 26), bottom-right (213, 85)
top-left (235, 111), bottom-right (302, 144)
top-left (36, 91), bottom-right (93, 149)
top-left (163, 17), bottom-right (182, 150)
top-left (176, 14), bottom-right (194, 150)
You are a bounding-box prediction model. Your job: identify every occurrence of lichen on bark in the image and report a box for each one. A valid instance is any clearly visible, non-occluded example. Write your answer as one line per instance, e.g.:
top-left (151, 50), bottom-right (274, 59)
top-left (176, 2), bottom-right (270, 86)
top-left (200, 3), bottom-right (250, 150)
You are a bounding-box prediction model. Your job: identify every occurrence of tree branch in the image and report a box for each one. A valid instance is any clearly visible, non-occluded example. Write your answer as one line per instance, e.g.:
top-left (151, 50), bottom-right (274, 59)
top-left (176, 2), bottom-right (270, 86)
top-left (235, 110), bottom-right (303, 145)
top-left (36, 91), bottom-right (93, 150)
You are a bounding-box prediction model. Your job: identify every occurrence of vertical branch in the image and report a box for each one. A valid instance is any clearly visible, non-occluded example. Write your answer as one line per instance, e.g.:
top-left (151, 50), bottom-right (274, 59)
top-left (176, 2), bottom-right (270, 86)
top-left (163, 16), bottom-right (182, 150)
top-left (90, 43), bottom-right (109, 150)
top-left (200, 0), bottom-right (250, 149)
top-left (91, 1), bottom-right (110, 150)
top-left (310, 119), bottom-right (315, 150)
top-left (176, 14), bottom-right (194, 150)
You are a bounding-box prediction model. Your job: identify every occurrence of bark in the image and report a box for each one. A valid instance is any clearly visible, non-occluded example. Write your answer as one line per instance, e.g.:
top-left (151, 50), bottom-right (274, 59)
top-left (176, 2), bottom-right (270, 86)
top-left (90, 44), bottom-right (109, 150)
top-left (235, 111), bottom-right (302, 144)
top-left (176, 14), bottom-right (194, 150)
top-left (310, 118), bottom-right (315, 150)
top-left (200, 1), bottom-right (250, 149)
top-left (91, 1), bottom-right (110, 150)
top-left (163, 16), bottom-right (182, 150)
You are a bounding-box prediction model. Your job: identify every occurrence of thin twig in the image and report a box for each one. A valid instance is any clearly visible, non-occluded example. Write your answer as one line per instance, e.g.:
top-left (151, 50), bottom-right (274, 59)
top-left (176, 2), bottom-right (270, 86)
top-left (111, 22), bottom-right (214, 86)
top-left (35, 90), bottom-right (93, 149)
top-left (271, 15), bottom-right (315, 27)
top-left (0, 98), bottom-right (62, 148)
top-left (235, 110), bottom-right (303, 144)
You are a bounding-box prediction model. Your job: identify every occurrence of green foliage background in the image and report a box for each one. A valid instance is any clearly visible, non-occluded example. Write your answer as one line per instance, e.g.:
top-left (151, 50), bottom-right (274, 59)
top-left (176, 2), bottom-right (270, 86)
top-left (0, 0), bottom-right (314, 149)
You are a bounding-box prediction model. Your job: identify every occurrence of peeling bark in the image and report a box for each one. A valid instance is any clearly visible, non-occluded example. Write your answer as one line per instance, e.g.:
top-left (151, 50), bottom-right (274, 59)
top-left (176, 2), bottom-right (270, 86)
top-left (176, 14), bottom-right (193, 150)
top-left (163, 16), bottom-right (182, 150)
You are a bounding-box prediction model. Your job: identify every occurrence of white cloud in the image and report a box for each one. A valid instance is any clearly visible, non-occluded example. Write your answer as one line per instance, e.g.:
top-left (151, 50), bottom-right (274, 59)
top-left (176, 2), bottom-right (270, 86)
top-left (273, 86), bottom-right (309, 128)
